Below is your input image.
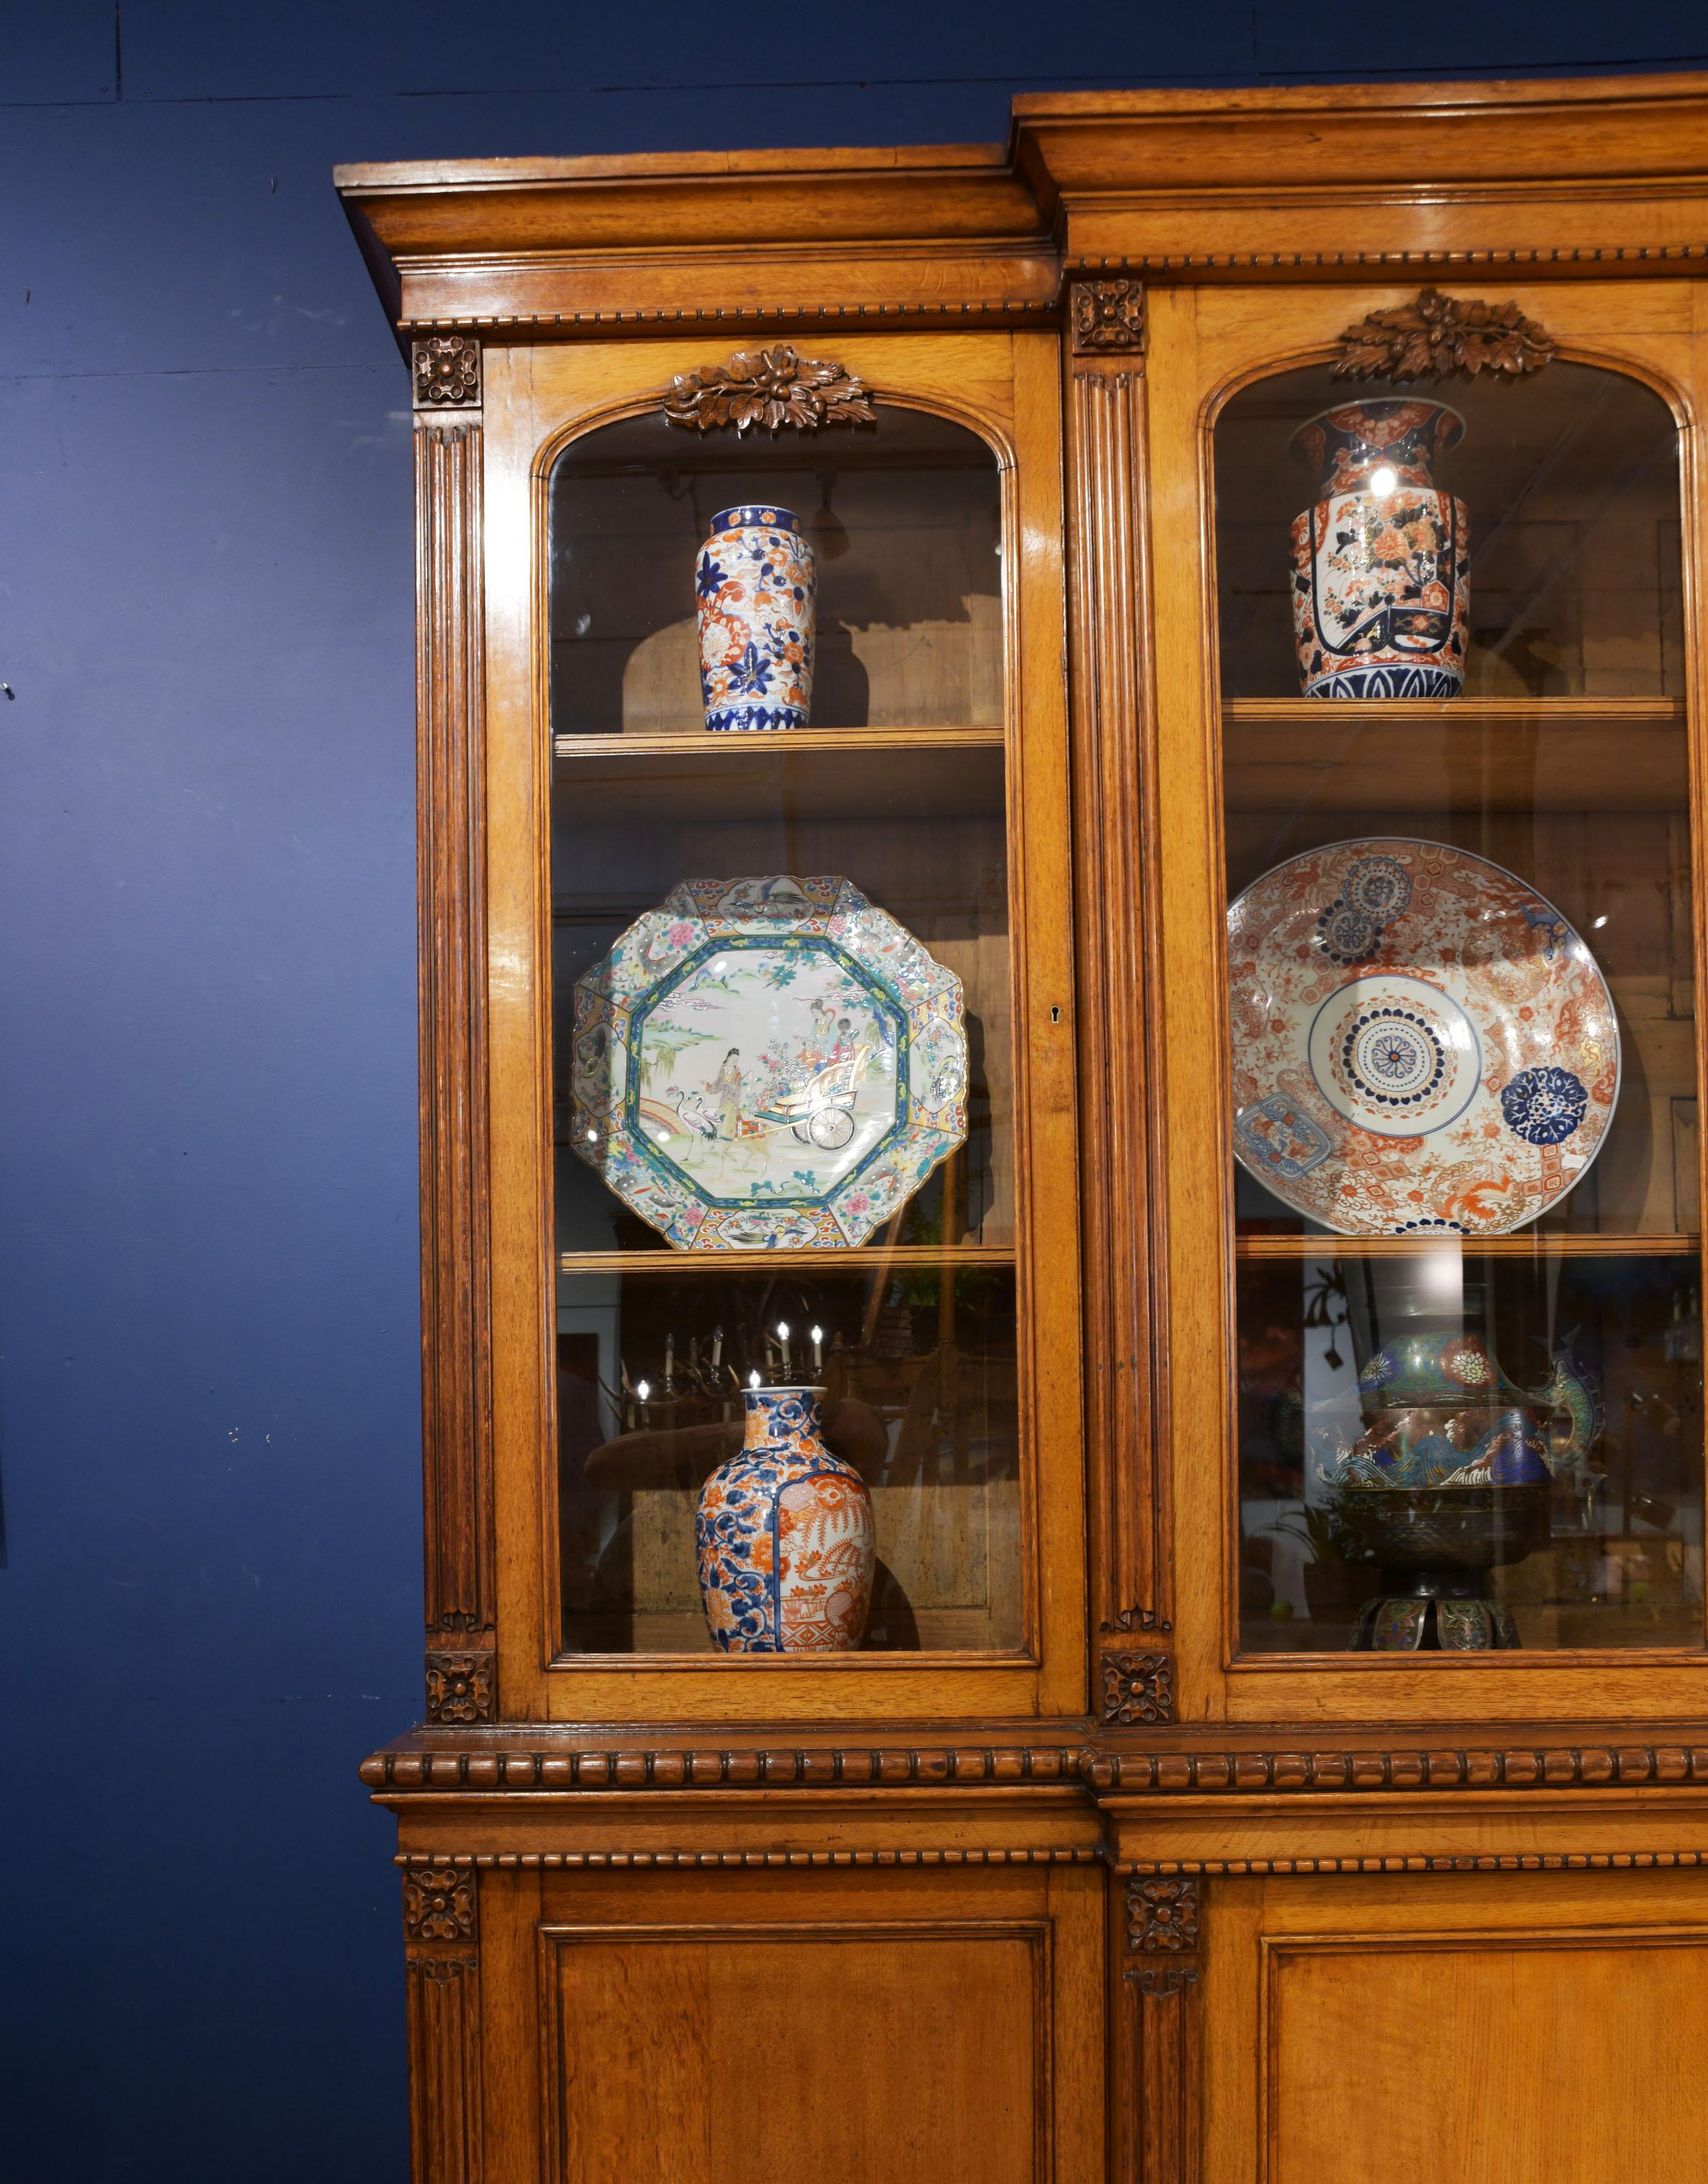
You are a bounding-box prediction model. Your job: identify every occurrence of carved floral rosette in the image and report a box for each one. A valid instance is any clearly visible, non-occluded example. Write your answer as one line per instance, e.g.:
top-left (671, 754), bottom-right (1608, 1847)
top-left (571, 875), bottom-right (968, 1250)
top-left (1289, 400), bottom-right (1469, 700)
top-left (695, 504), bottom-right (815, 732)
top-left (696, 1385), bottom-right (876, 1651)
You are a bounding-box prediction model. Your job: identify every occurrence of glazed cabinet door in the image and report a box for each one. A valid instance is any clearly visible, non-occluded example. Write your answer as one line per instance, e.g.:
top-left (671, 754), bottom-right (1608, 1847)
top-left (477, 332), bottom-right (1084, 1721)
top-left (1140, 278), bottom-right (1708, 1722)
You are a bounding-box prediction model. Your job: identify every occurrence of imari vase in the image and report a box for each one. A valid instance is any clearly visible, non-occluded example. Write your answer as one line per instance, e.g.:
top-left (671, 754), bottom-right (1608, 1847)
top-left (1288, 400), bottom-right (1470, 701)
top-left (696, 1385), bottom-right (874, 1651)
top-left (694, 504), bottom-right (815, 732)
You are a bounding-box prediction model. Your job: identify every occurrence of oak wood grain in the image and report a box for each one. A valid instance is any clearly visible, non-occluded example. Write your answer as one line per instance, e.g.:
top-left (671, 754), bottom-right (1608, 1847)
top-left (1202, 1865), bottom-right (1708, 2184)
top-left (362, 84), bottom-right (1708, 2184)
top-left (477, 331), bottom-right (1084, 1722)
top-left (1067, 351), bottom-right (1171, 1661)
top-left (1143, 275), bottom-right (1708, 1727)
top-left (416, 409), bottom-right (497, 1720)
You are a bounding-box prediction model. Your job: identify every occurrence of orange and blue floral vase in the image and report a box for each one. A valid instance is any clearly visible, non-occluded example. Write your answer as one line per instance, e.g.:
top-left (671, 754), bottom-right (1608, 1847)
top-left (1289, 399), bottom-right (1470, 701)
top-left (696, 1385), bottom-right (874, 1651)
top-left (695, 504), bottom-right (815, 732)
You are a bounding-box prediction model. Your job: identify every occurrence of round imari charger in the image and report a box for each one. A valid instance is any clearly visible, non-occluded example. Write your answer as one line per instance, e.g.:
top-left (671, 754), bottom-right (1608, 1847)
top-left (1227, 837), bottom-right (1619, 1236)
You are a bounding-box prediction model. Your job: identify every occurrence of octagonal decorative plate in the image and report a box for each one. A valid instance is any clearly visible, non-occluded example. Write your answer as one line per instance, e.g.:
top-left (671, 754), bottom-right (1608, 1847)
top-left (571, 874), bottom-right (968, 1251)
top-left (1228, 837), bottom-right (1619, 1236)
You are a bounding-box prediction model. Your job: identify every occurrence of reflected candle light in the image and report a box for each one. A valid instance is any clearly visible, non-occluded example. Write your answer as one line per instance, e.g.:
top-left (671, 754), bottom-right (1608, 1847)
top-left (1414, 1246), bottom-right (1466, 1318)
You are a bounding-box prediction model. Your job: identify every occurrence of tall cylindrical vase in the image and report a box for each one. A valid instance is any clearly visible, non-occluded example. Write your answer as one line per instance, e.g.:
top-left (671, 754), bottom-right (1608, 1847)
top-left (696, 1385), bottom-right (874, 1651)
top-left (695, 503), bottom-right (816, 732)
top-left (1289, 399), bottom-right (1470, 701)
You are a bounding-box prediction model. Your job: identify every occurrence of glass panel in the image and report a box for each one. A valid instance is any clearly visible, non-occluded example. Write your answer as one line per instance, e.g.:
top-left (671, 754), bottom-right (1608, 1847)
top-left (557, 1265), bottom-right (1020, 1654)
top-left (549, 407), bottom-right (1002, 736)
top-left (548, 406), bottom-right (1018, 1656)
top-left (1215, 358), bottom-right (1704, 1656)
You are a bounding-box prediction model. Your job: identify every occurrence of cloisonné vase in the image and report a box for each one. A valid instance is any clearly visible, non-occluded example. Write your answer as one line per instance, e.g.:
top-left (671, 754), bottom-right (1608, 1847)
top-left (1334, 1324), bottom-right (1599, 1652)
top-left (694, 504), bottom-right (816, 732)
top-left (696, 1385), bottom-right (874, 1651)
top-left (1289, 400), bottom-right (1470, 701)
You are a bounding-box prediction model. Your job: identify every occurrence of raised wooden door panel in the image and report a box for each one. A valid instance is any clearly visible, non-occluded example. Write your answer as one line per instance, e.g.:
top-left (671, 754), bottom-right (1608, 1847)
top-left (472, 1861), bottom-right (1104, 2183)
top-left (479, 329), bottom-right (1085, 1723)
top-left (544, 1925), bottom-right (1042, 2180)
top-left (1202, 1865), bottom-right (1708, 2183)
top-left (1140, 275), bottom-right (1708, 1724)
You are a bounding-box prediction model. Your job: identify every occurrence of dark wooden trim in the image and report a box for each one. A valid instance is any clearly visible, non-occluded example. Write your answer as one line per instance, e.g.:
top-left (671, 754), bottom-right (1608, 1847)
top-left (1087, 1741), bottom-right (1708, 1794)
top-left (1071, 278), bottom-right (1146, 354)
top-left (416, 408), bottom-right (496, 1717)
top-left (1064, 243), bottom-right (1708, 280)
top-left (1121, 1874), bottom-right (1203, 2181)
top-left (363, 1740), bottom-right (1089, 1792)
top-left (404, 1863), bottom-right (479, 1941)
top-left (1067, 359), bottom-right (1171, 1664)
top-left (362, 1730), bottom-right (1708, 1794)
top-left (406, 1951), bottom-right (483, 2184)
top-left (1134, 1963), bottom-right (1203, 2183)
top-left (1121, 1850), bottom-right (1708, 1876)
top-left (395, 294), bottom-right (1063, 336)
top-left (1101, 1653), bottom-right (1175, 1726)
top-left (414, 335), bottom-right (483, 407)
top-left (399, 1847), bottom-right (1100, 1870)
top-left (403, 1853), bottom-right (483, 2184)
top-left (424, 1652), bottom-right (496, 1727)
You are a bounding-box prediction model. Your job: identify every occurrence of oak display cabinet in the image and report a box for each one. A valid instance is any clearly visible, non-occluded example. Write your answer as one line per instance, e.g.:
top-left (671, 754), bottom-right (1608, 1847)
top-left (341, 73), bottom-right (1708, 2184)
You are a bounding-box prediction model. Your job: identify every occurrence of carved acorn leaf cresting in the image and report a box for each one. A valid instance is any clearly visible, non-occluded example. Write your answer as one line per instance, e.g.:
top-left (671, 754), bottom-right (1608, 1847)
top-left (664, 344), bottom-right (877, 432)
top-left (1333, 287), bottom-right (1556, 381)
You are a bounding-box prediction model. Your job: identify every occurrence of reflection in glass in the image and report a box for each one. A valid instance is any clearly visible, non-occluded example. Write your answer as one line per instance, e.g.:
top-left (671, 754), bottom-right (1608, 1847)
top-left (547, 406), bottom-right (1019, 1656)
top-left (549, 406), bottom-right (1002, 736)
top-left (558, 1265), bottom-right (1020, 1654)
top-left (1217, 355), bottom-right (1704, 1653)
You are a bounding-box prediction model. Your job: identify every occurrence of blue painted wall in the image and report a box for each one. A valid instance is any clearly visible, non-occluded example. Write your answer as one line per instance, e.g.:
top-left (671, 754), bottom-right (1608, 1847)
top-left (2, 6), bottom-right (1705, 2176)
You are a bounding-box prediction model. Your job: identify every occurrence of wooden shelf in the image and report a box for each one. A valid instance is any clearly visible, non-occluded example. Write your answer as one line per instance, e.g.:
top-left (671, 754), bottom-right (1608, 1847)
top-left (559, 1243), bottom-right (1015, 1277)
top-left (552, 728), bottom-right (1005, 822)
top-left (1222, 696), bottom-right (1685, 813)
top-left (555, 728), bottom-right (1004, 755)
top-left (1237, 1230), bottom-right (1700, 1261)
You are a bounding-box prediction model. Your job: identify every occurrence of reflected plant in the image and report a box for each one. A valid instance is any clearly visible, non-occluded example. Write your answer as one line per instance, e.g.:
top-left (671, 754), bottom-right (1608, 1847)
top-left (1264, 1476), bottom-right (1377, 1568)
top-left (1302, 1259), bottom-right (1350, 1372)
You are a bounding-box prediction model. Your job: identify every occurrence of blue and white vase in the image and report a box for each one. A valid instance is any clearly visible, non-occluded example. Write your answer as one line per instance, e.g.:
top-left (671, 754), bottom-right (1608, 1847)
top-left (1289, 400), bottom-right (1470, 701)
top-left (695, 504), bottom-right (815, 732)
top-left (696, 1385), bottom-right (874, 1651)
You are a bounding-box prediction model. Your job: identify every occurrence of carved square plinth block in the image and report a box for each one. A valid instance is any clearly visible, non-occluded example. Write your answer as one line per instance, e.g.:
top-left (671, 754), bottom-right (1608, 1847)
top-left (413, 335), bottom-right (481, 407)
top-left (1071, 279), bottom-right (1146, 355)
top-left (425, 1651), bottom-right (494, 1723)
top-left (404, 1865), bottom-right (477, 1943)
top-left (1101, 1649), bottom-right (1175, 1725)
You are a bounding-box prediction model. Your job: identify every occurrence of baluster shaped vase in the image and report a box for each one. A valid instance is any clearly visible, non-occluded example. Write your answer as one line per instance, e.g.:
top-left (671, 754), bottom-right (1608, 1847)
top-left (696, 1385), bottom-right (874, 1651)
top-left (1289, 399), bottom-right (1470, 701)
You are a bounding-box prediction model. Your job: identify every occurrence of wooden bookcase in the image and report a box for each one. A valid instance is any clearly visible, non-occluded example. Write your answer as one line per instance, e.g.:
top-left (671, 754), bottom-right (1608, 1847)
top-left (341, 72), bottom-right (1708, 2184)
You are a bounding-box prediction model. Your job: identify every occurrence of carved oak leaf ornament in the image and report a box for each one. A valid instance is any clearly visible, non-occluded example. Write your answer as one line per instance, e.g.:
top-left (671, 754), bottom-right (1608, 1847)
top-left (1333, 288), bottom-right (1556, 382)
top-left (664, 345), bottom-right (877, 433)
